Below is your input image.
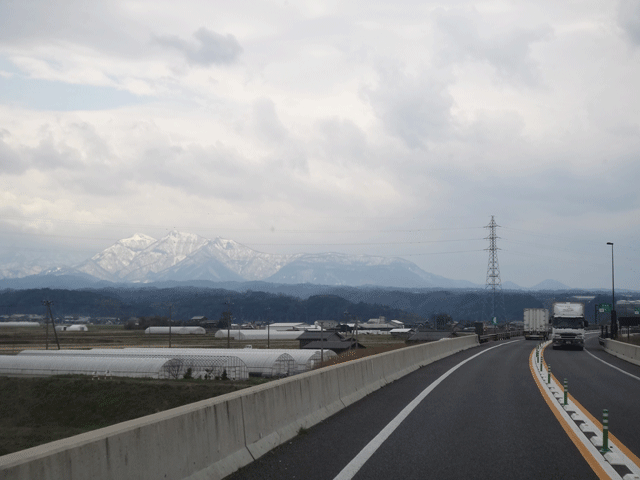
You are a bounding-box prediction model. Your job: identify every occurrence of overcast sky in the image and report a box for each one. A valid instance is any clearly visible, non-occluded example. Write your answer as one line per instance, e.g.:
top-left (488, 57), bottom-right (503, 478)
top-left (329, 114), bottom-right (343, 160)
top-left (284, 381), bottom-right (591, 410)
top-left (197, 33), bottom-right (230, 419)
top-left (1, 0), bottom-right (639, 290)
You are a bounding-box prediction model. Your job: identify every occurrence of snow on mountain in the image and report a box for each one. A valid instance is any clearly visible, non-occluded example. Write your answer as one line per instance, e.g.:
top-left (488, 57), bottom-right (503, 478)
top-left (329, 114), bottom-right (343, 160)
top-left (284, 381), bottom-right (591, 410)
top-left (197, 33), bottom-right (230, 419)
top-left (119, 231), bottom-right (209, 282)
top-left (76, 233), bottom-right (157, 280)
top-left (1, 231), bottom-right (486, 288)
top-left (207, 238), bottom-right (300, 280)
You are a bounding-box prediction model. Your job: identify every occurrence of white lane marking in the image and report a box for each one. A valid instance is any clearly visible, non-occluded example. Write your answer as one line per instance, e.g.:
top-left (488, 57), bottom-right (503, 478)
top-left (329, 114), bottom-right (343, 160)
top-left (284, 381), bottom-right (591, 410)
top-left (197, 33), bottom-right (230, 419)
top-left (584, 348), bottom-right (640, 382)
top-left (333, 340), bottom-right (520, 480)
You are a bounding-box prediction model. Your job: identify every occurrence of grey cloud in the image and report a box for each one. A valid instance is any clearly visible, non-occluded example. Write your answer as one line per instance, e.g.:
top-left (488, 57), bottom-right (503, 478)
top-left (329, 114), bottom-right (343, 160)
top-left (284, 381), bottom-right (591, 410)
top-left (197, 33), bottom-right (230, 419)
top-left (618, 0), bottom-right (640, 46)
top-left (0, 130), bottom-right (25, 174)
top-left (0, 0), bottom-right (145, 57)
top-left (364, 68), bottom-right (454, 149)
top-left (154, 28), bottom-right (243, 66)
top-left (318, 118), bottom-right (369, 166)
top-left (433, 8), bottom-right (552, 86)
top-left (252, 98), bottom-right (287, 144)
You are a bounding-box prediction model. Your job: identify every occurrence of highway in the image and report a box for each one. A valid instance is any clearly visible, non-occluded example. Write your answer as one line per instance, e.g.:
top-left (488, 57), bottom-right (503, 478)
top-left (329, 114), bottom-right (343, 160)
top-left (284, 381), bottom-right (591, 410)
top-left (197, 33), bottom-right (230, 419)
top-left (227, 336), bottom-right (640, 479)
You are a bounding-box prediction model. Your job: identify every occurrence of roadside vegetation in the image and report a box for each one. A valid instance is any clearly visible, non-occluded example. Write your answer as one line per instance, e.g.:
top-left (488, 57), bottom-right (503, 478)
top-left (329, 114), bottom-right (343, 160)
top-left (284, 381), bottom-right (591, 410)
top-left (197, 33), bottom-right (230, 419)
top-left (0, 375), bottom-right (270, 456)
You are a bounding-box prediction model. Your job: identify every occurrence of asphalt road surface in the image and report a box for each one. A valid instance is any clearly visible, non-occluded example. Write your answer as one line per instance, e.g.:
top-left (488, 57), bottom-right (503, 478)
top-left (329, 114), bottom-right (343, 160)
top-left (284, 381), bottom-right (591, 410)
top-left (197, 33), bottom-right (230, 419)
top-left (544, 332), bottom-right (640, 458)
top-left (227, 338), bottom-right (613, 479)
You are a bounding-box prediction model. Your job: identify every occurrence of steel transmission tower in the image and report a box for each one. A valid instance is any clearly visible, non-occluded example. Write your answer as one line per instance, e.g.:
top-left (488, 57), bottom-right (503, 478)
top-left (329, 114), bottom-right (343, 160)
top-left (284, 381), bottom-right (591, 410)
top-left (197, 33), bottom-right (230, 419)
top-left (483, 216), bottom-right (506, 324)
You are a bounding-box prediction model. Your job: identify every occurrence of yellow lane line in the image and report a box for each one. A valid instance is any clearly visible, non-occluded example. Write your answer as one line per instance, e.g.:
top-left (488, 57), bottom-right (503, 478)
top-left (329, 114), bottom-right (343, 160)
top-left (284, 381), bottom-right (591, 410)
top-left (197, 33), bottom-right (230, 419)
top-left (540, 344), bottom-right (640, 471)
top-left (529, 349), bottom-right (610, 479)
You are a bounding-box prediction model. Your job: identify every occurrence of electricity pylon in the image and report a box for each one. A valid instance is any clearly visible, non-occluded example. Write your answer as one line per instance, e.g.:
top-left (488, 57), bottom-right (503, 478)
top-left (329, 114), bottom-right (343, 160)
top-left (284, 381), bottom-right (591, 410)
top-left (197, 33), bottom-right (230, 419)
top-left (483, 216), bottom-right (506, 325)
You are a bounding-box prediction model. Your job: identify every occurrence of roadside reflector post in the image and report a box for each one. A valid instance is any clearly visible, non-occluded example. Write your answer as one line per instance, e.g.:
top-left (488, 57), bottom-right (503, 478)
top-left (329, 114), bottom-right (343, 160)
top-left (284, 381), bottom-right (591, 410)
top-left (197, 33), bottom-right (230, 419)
top-left (601, 409), bottom-right (610, 453)
top-left (563, 378), bottom-right (568, 406)
top-left (548, 365), bottom-right (551, 384)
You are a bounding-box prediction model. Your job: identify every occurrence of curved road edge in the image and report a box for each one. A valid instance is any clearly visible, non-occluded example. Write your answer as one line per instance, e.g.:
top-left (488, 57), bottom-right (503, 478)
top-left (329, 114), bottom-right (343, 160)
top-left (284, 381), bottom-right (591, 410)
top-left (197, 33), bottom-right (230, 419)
top-left (531, 342), bottom-right (640, 479)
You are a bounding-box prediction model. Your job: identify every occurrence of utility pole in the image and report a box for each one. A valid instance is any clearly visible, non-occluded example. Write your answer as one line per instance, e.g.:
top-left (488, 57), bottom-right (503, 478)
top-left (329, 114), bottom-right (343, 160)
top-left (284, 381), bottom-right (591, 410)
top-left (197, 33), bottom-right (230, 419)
top-left (224, 298), bottom-right (233, 349)
top-left (168, 304), bottom-right (173, 348)
top-left (266, 307), bottom-right (271, 349)
top-left (607, 242), bottom-right (617, 339)
top-left (42, 300), bottom-right (60, 350)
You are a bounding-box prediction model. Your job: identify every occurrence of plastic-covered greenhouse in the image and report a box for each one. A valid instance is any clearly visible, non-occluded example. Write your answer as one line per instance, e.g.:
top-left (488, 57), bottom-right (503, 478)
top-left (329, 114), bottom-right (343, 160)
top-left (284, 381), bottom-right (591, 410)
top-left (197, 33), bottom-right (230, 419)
top-left (214, 329), bottom-right (304, 341)
top-left (0, 355), bottom-right (185, 379)
top-left (127, 348), bottom-right (324, 374)
top-left (144, 326), bottom-right (206, 335)
top-left (261, 349), bottom-right (337, 373)
top-left (119, 348), bottom-right (297, 377)
top-left (18, 349), bottom-right (249, 380)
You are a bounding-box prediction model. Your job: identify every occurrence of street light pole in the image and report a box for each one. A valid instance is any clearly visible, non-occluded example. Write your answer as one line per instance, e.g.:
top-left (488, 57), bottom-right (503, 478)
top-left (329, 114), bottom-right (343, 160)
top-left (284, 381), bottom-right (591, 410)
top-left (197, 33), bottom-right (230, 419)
top-left (607, 242), bottom-right (617, 338)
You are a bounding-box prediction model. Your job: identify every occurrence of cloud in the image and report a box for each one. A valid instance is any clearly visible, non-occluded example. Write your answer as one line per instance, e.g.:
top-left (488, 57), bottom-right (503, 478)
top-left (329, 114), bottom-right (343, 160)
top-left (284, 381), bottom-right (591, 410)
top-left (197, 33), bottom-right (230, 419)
top-left (154, 27), bottom-right (243, 66)
top-left (618, 0), bottom-right (640, 46)
top-left (252, 98), bottom-right (288, 144)
top-left (363, 67), bottom-right (454, 149)
top-left (0, 130), bottom-right (24, 174)
top-left (433, 8), bottom-right (552, 86)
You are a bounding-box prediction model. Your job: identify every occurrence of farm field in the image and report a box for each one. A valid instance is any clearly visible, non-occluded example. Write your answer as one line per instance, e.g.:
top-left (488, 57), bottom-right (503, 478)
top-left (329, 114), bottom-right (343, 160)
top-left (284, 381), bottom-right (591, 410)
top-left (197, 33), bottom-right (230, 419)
top-left (0, 325), bottom-right (410, 455)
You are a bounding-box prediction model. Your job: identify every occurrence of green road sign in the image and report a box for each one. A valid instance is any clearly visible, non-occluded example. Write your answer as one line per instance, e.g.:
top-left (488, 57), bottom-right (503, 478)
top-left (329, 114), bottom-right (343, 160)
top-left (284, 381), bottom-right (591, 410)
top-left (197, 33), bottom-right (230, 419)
top-left (492, 317), bottom-right (497, 325)
top-left (599, 303), bottom-right (612, 313)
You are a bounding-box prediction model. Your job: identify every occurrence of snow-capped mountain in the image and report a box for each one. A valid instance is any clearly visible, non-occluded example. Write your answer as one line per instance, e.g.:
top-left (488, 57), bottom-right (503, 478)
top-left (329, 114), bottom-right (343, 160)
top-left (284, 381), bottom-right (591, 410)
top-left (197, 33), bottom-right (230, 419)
top-left (0, 231), bottom-right (480, 289)
top-left (76, 233), bottom-right (157, 281)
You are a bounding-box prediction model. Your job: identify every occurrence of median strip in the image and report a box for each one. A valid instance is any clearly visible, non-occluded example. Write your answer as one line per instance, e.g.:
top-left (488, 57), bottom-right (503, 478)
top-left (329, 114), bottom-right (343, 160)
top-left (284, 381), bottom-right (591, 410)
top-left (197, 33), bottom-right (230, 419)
top-left (530, 343), bottom-right (640, 479)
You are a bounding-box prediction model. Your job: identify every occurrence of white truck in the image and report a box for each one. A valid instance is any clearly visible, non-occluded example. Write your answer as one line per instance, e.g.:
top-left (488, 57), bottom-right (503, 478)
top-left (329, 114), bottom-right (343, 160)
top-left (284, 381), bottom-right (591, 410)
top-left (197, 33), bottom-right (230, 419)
top-left (550, 302), bottom-right (586, 350)
top-left (523, 308), bottom-right (550, 340)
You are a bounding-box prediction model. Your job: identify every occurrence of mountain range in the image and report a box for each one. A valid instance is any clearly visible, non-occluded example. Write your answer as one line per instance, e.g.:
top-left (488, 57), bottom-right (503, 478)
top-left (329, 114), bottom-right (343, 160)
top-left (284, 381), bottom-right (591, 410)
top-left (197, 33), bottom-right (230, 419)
top-left (0, 231), bottom-right (478, 289)
top-left (0, 231), bottom-right (579, 290)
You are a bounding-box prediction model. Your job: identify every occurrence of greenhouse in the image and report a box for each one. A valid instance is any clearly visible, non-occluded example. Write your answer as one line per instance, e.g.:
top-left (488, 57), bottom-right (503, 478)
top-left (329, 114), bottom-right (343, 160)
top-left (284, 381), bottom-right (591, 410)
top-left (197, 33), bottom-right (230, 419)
top-left (119, 348), bottom-right (297, 377)
top-left (144, 326), bottom-right (206, 335)
top-left (125, 347), bottom-right (333, 373)
top-left (55, 325), bottom-right (89, 332)
top-left (214, 329), bottom-right (304, 341)
top-left (132, 347), bottom-right (322, 374)
top-left (18, 349), bottom-right (249, 380)
top-left (0, 355), bottom-right (185, 379)
top-left (262, 349), bottom-right (337, 373)
top-left (0, 322), bottom-right (41, 328)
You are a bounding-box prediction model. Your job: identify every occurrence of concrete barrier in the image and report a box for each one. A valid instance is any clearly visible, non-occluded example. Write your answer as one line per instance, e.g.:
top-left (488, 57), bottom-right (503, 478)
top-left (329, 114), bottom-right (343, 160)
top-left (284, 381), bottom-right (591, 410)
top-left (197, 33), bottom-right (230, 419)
top-left (604, 338), bottom-right (640, 367)
top-left (0, 335), bottom-right (478, 480)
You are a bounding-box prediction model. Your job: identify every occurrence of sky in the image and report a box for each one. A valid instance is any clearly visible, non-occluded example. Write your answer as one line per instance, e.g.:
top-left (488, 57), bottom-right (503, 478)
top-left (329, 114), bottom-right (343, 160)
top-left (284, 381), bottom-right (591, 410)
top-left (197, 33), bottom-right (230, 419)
top-left (0, 0), bottom-right (639, 290)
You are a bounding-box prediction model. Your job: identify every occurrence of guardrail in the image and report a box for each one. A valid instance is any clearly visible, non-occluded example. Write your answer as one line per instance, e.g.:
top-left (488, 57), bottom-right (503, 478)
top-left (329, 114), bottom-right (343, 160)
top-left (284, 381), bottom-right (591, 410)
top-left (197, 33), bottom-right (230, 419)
top-left (603, 339), bottom-right (640, 367)
top-left (0, 335), bottom-right (478, 480)
top-left (478, 329), bottom-right (523, 343)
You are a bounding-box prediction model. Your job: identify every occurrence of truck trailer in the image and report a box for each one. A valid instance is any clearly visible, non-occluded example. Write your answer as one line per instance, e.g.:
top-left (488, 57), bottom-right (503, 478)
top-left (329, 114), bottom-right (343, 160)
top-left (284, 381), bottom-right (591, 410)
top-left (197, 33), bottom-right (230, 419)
top-left (551, 302), bottom-right (586, 350)
top-left (523, 308), bottom-right (550, 340)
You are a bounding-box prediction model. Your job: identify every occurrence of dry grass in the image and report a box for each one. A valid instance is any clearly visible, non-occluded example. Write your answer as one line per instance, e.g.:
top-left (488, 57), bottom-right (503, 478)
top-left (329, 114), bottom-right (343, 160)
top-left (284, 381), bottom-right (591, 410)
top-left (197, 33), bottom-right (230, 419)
top-left (0, 375), bottom-right (269, 456)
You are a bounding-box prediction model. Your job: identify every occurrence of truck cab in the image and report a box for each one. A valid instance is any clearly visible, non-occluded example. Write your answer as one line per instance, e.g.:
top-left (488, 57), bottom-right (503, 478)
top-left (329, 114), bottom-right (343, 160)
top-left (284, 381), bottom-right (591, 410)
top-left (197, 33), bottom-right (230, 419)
top-left (551, 302), bottom-right (586, 350)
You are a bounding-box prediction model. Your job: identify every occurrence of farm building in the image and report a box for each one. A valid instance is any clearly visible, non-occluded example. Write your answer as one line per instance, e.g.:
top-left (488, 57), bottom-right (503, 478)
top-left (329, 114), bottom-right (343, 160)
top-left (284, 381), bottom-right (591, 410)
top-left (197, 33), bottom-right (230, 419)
top-left (0, 322), bottom-right (40, 328)
top-left (119, 348), bottom-right (297, 377)
top-left (214, 329), bottom-right (304, 341)
top-left (122, 347), bottom-right (332, 373)
top-left (54, 325), bottom-right (89, 332)
top-left (262, 349), bottom-right (337, 372)
top-left (18, 349), bottom-right (249, 380)
top-left (267, 322), bottom-right (310, 331)
top-left (297, 331), bottom-right (345, 348)
top-left (144, 326), bottom-right (206, 335)
top-left (0, 355), bottom-right (185, 379)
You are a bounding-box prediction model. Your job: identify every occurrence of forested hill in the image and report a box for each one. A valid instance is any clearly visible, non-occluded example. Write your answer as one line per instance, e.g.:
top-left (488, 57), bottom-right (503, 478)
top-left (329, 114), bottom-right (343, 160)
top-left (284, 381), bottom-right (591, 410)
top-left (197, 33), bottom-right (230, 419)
top-left (0, 286), bottom-right (623, 325)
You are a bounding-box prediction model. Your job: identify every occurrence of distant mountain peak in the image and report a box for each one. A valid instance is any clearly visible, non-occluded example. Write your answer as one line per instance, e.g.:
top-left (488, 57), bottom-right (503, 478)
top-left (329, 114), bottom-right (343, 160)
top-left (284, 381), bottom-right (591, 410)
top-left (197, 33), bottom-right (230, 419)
top-left (5, 231), bottom-right (485, 289)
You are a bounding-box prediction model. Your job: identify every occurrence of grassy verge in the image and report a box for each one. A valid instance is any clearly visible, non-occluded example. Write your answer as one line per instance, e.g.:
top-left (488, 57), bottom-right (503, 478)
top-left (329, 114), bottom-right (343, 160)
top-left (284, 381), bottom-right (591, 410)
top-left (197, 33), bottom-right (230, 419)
top-left (0, 375), bottom-right (269, 456)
